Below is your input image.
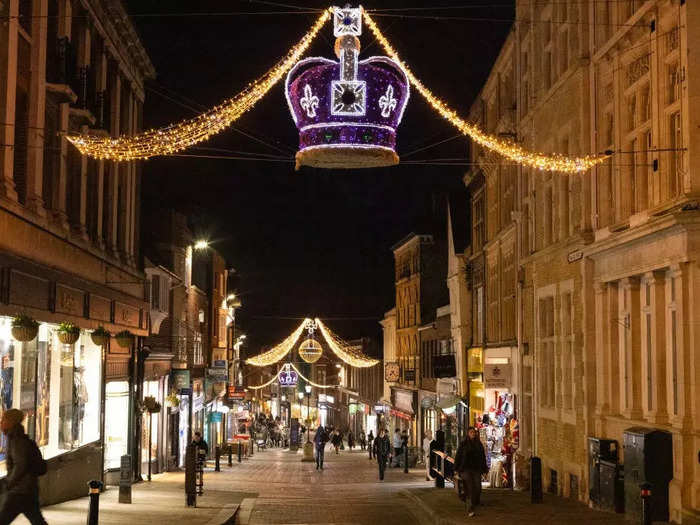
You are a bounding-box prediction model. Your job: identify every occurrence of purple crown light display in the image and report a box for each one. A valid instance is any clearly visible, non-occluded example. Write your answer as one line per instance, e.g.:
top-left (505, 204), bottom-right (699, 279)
top-left (286, 6), bottom-right (410, 170)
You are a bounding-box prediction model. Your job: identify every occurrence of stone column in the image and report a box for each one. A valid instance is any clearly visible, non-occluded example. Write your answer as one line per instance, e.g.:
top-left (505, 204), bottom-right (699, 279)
top-left (0, 0), bottom-right (19, 202)
top-left (53, 0), bottom-right (72, 230)
top-left (606, 280), bottom-right (620, 415)
top-left (108, 72), bottom-right (121, 257)
top-left (642, 271), bottom-right (667, 424)
top-left (25, 0), bottom-right (48, 216)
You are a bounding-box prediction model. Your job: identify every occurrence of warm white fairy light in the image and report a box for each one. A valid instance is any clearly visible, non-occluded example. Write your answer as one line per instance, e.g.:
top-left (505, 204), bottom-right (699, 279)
top-left (245, 319), bottom-right (309, 367)
top-left (66, 9), bottom-right (332, 161)
top-left (315, 318), bottom-right (379, 368)
top-left (362, 9), bottom-right (610, 173)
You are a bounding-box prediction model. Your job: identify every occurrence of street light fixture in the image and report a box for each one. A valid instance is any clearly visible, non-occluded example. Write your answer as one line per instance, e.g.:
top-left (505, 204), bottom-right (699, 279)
top-left (304, 385), bottom-right (312, 442)
top-left (194, 239), bottom-right (209, 250)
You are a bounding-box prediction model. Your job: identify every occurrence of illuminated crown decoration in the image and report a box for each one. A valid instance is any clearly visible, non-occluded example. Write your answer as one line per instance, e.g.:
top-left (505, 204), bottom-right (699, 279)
top-left (285, 6), bottom-right (409, 170)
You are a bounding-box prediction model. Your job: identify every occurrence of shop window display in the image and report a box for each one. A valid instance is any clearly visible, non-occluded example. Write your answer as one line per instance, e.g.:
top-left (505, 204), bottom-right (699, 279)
top-left (476, 391), bottom-right (518, 488)
top-left (0, 319), bottom-right (102, 471)
top-left (104, 381), bottom-right (130, 469)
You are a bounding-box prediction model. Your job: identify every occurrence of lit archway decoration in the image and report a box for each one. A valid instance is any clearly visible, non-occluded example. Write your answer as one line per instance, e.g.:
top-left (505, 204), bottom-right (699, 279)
top-left (244, 319), bottom-right (308, 367)
top-left (247, 363), bottom-right (336, 389)
top-left (65, 6), bottom-right (610, 173)
top-left (315, 318), bottom-right (379, 368)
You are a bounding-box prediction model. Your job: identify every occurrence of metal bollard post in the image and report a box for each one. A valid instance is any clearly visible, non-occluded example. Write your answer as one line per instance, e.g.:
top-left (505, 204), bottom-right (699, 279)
top-left (530, 456), bottom-right (543, 504)
top-left (640, 482), bottom-right (652, 525)
top-left (86, 480), bottom-right (103, 525)
top-left (228, 445), bottom-right (233, 467)
top-left (215, 446), bottom-right (221, 472)
top-left (238, 441), bottom-right (242, 463)
top-left (404, 446), bottom-right (409, 474)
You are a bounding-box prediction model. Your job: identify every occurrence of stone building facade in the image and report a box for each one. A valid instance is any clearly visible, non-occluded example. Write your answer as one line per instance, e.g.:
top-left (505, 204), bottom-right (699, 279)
top-left (463, 0), bottom-right (700, 521)
top-left (0, 0), bottom-right (154, 504)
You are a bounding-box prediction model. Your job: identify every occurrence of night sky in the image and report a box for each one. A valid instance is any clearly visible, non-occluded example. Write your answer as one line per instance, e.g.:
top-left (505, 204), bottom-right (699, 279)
top-left (126, 1), bottom-right (514, 354)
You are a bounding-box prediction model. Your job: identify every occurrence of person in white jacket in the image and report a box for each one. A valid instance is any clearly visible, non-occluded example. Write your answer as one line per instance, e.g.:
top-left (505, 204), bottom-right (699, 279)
top-left (423, 430), bottom-right (434, 481)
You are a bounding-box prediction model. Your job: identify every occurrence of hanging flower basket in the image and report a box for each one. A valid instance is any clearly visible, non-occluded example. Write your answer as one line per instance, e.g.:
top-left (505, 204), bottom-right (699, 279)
top-left (90, 326), bottom-right (110, 347)
top-left (115, 330), bottom-right (134, 349)
top-left (166, 392), bottom-right (180, 408)
top-left (143, 395), bottom-right (162, 414)
top-left (11, 315), bottom-right (39, 342)
top-left (57, 322), bottom-right (80, 345)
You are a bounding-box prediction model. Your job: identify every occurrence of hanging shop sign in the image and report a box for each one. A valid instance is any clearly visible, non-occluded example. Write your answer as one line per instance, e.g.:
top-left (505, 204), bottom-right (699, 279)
top-left (421, 396), bottom-right (436, 409)
top-left (384, 362), bottom-right (400, 382)
top-left (432, 354), bottom-right (456, 378)
top-left (374, 405), bottom-right (387, 413)
top-left (208, 412), bottom-right (223, 423)
top-left (484, 363), bottom-right (512, 389)
top-left (325, 395), bottom-right (335, 404)
top-left (393, 389), bottom-right (414, 414)
top-left (213, 359), bottom-right (227, 368)
top-left (279, 370), bottom-right (299, 387)
top-left (207, 368), bottom-right (229, 381)
top-left (172, 370), bottom-right (190, 391)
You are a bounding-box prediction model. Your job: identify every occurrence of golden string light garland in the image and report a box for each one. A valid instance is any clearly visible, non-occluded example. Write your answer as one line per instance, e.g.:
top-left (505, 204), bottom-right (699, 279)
top-left (361, 10), bottom-right (610, 173)
top-left (245, 319), bottom-right (308, 367)
top-left (315, 318), bottom-right (379, 368)
top-left (66, 9), bottom-right (332, 161)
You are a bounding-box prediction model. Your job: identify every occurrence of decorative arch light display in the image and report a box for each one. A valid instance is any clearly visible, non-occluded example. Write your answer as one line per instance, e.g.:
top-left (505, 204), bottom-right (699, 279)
top-left (244, 317), bottom-right (379, 368)
top-left (65, 6), bottom-right (610, 173)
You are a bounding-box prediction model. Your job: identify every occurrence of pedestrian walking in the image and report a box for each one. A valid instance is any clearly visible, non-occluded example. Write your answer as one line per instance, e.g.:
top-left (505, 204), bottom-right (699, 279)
top-left (423, 430), bottom-right (434, 481)
top-left (392, 428), bottom-right (401, 467)
top-left (359, 429), bottom-right (366, 451)
top-left (191, 431), bottom-right (209, 457)
top-left (373, 428), bottom-right (391, 481)
top-left (347, 431), bottom-right (355, 450)
top-left (455, 427), bottom-right (488, 518)
top-left (0, 408), bottom-right (48, 525)
top-left (314, 425), bottom-right (329, 470)
top-left (331, 429), bottom-right (342, 455)
top-left (367, 430), bottom-right (374, 459)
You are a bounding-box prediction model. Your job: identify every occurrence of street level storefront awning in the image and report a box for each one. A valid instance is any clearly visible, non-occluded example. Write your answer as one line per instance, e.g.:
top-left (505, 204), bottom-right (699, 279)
top-left (390, 409), bottom-right (413, 421)
top-left (436, 395), bottom-right (462, 410)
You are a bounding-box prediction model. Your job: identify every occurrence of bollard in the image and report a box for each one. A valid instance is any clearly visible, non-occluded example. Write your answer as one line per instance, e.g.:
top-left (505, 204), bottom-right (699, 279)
top-left (640, 482), bottom-right (652, 525)
top-left (215, 446), bottom-right (221, 472)
top-left (530, 456), bottom-right (543, 503)
top-left (86, 480), bottom-right (103, 525)
top-left (238, 441), bottom-right (242, 463)
top-left (404, 446), bottom-right (409, 474)
top-left (228, 444), bottom-right (233, 467)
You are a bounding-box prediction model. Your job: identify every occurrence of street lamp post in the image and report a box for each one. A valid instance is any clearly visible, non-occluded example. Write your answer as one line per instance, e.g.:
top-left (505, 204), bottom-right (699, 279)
top-left (305, 385), bottom-right (312, 442)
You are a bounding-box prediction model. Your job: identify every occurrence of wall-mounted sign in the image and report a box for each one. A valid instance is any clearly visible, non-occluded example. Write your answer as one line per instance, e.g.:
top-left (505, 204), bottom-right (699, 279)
top-left (484, 363), bottom-right (512, 389)
top-left (213, 359), bottom-right (227, 368)
top-left (325, 395), bottom-right (335, 404)
top-left (207, 368), bottom-right (229, 381)
top-left (374, 405), bottom-right (386, 413)
top-left (567, 249), bottom-right (583, 263)
top-left (279, 370), bottom-right (298, 387)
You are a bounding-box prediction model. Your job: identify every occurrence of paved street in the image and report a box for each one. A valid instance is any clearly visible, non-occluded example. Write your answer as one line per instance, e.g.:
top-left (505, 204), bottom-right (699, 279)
top-left (16, 443), bottom-right (634, 524)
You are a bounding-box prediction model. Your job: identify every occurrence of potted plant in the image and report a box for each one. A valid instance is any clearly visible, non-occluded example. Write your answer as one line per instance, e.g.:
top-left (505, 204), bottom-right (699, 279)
top-left (90, 326), bottom-right (110, 347)
top-left (166, 391), bottom-right (180, 408)
top-left (143, 395), bottom-right (162, 414)
top-left (115, 330), bottom-right (134, 349)
top-left (57, 322), bottom-right (80, 345)
top-left (11, 315), bottom-right (39, 342)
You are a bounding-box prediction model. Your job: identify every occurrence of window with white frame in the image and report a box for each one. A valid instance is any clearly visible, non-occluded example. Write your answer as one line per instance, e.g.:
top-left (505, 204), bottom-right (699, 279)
top-left (561, 291), bottom-right (574, 410)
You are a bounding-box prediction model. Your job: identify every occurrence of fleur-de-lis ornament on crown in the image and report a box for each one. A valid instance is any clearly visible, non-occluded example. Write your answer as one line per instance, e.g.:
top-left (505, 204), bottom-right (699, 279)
top-left (300, 84), bottom-right (319, 118)
top-left (378, 85), bottom-right (398, 118)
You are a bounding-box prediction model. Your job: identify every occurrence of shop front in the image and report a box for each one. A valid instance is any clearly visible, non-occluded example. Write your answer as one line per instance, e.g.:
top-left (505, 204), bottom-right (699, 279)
top-left (419, 395), bottom-right (437, 446)
top-left (391, 387), bottom-right (416, 446)
top-left (471, 346), bottom-right (520, 489)
top-left (0, 317), bottom-right (105, 498)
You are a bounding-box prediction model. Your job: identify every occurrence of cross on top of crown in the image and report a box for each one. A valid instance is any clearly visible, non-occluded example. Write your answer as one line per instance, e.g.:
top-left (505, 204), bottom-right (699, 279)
top-left (334, 6), bottom-right (362, 37)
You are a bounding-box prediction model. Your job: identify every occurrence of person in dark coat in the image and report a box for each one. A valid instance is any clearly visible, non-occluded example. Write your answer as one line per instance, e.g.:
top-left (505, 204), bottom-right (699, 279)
top-left (429, 429), bottom-right (445, 476)
top-left (347, 431), bottom-right (355, 450)
top-left (0, 409), bottom-right (47, 524)
top-left (331, 429), bottom-right (342, 454)
top-left (373, 428), bottom-right (391, 481)
top-left (313, 426), bottom-right (329, 470)
top-left (367, 430), bottom-right (374, 460)
top-left (454, 427), bottom-right (488, 517)
top-left (358, 429), bottom-right (366, 451)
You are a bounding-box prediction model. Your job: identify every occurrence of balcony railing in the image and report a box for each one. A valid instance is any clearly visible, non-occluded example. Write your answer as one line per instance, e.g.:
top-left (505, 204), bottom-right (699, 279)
top-left (145, 334), bottom-right (204, 367)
